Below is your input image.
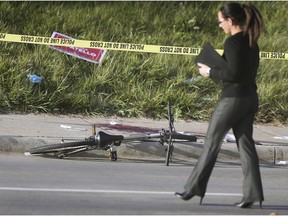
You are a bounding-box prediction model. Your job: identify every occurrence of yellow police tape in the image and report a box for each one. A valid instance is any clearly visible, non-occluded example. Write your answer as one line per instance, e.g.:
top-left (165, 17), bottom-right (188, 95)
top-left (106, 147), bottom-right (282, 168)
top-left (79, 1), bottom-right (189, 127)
top-left (0, 33), bottom-right (287, 60)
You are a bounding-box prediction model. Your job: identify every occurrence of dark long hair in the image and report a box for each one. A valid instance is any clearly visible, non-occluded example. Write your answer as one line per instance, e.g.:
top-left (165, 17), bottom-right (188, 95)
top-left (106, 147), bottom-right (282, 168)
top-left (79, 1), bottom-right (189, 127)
top-left (219, 2), bottom-right (263, 47)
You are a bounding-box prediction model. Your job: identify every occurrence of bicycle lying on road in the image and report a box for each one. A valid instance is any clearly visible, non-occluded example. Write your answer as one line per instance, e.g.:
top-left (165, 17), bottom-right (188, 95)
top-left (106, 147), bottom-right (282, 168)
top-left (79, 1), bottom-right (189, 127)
top-left (29, 101), bottom-right (197, 166)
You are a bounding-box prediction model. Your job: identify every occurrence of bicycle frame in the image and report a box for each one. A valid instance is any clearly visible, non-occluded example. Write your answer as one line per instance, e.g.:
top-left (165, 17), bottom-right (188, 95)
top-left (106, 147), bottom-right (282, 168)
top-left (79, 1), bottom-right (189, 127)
top-left (29, 101), bottom-right (197, 165)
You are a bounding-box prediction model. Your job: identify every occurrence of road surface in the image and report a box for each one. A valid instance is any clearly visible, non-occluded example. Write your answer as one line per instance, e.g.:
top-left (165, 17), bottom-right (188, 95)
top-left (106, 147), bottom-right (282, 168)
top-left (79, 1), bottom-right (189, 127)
top-left (0, 154), bottom-right (287, 215)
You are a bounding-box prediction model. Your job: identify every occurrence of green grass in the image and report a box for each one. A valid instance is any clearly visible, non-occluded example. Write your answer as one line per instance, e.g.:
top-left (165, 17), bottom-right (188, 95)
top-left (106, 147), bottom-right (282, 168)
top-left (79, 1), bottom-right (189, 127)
top-left (0, 1), bottom-right (287, 125)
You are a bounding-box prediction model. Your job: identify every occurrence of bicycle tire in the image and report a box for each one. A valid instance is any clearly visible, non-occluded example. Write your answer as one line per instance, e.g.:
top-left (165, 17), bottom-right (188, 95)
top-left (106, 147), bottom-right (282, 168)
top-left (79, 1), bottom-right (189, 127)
top-left (29, 140), bottom-right (95, 155)
top-left (171, 133), bottom-right (197, 142)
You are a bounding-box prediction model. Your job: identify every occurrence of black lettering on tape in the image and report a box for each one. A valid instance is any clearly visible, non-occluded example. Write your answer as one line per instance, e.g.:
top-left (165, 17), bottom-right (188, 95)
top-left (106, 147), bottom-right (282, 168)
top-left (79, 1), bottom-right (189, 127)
top-left (113, 43), bottom-right (119, 48)
top-left (174, 47), bottom-right (182, 53)
top-left (90, 42), bottom-right (103, 48)
top-left (129, 44), bottom-right (144, 50)
top-left (159, 46), bottom-right (173, 53)
top-left (261, 52), bottom-right (270, 58)
top-left (21, 36), bottom-right (35, 42)
top-left (183, 48), bottom-right (189, 53)
top-left (104, 42), bottom-right (112, 48)
top-left (271, 52), bottom-right (285, 59)
top-left (50, 38), bottom-right (60, 44)
top-left (120, 43), bottom-right (129, 49)
top-left (44, 38), bottom-right (50, 43)
top-left (190, 48), bottom-right (200, 54)
top-left (34, 37), bottom-right (43, 43)
top-left (0, 33), bottom-right (6, 39)
top-left (60, 39), bottom-right (75, 45)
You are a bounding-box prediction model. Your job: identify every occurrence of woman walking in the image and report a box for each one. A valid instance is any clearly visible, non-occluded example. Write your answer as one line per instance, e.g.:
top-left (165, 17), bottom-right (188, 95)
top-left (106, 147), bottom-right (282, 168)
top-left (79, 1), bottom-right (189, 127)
top-left (175, 2), bottom-right (264, 208)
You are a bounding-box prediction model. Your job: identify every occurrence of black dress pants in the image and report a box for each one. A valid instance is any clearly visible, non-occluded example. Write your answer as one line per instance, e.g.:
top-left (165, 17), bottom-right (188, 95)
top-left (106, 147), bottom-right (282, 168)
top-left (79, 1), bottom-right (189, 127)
top-left (184, 93), bottom-right (264, 202)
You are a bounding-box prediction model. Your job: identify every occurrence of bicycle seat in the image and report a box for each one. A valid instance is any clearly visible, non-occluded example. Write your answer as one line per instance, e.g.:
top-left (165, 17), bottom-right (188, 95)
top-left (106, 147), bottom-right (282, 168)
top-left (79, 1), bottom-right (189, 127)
top-left (96, 131), bottom-right (124, 148)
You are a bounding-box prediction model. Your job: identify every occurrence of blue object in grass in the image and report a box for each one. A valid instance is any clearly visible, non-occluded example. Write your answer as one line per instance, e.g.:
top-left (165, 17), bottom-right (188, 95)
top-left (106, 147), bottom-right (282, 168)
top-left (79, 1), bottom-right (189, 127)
top-left (27, 74), bottom-right (43, 84)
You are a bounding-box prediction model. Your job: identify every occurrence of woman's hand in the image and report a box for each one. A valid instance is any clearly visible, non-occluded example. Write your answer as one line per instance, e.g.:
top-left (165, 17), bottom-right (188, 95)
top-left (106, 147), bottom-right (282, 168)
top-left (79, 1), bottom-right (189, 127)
top-left (197, 63), bottom-right (211, 78)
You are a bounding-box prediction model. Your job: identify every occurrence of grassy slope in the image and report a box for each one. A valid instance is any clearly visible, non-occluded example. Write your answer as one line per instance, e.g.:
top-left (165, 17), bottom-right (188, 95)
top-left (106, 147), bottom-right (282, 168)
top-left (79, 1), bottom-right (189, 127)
top-left (0, 1), bottom-right (287, 124)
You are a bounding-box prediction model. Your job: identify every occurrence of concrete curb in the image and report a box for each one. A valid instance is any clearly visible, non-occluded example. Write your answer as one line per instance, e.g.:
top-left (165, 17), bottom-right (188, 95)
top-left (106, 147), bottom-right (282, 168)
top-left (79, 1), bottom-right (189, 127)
top-left (0, 114), bottom-right (287, 164)
top-left (0, 135), bottom-right (287, 164)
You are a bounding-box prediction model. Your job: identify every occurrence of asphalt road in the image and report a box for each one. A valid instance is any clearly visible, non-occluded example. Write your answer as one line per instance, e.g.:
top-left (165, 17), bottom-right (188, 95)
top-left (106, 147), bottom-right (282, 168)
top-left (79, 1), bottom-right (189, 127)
top-left (0, 154), bottom-right (287, 215)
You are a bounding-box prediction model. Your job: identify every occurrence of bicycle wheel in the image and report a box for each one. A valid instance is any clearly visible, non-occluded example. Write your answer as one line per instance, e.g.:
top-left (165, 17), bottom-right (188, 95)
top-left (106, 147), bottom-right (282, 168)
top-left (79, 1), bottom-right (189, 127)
top-left (29, 140), bottom-right (95, 155)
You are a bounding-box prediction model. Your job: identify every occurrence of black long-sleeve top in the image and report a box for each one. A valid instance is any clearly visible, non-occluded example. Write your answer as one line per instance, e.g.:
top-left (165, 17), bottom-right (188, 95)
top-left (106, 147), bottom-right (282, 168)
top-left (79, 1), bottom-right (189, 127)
top-left (210, 32), bottom-right (259, 98)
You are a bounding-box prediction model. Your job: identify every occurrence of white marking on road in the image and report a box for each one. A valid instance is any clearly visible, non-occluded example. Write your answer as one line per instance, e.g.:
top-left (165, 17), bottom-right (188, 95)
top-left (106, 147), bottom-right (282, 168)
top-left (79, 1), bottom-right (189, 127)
top-left (0, 187), bottom-right (242, 196)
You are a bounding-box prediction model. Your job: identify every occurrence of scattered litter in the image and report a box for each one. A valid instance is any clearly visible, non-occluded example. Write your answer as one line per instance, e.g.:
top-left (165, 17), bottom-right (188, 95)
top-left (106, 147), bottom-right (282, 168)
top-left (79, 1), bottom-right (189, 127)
top-left (24, 152), bottom-right (31, 156)
top-left (60, 124), bottom-right (72, 129)
top-left (273, 136), bottom-right (288, 140)
top-left (184, 76), bottom-right (202, 84)
top-left (275, 161), bottom-right (287, 166)
top-left (60, 124), bottom-right (87, 132)
top-left (110, 121), bottom-right (118, 125)
top-left (223, 133), bottom-right (236, 142)
top-left (27, 74), bottom-right (43, 84)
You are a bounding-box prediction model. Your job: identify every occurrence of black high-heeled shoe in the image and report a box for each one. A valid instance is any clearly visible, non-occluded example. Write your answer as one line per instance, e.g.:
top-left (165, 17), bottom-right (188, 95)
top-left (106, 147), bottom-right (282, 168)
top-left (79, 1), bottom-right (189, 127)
top-left (174, 191), bottom-right (203, 204)
top-left (235, 200), bottom-right (262, 209)
top-left (235, 201), bottom-right (254, 208)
